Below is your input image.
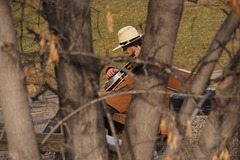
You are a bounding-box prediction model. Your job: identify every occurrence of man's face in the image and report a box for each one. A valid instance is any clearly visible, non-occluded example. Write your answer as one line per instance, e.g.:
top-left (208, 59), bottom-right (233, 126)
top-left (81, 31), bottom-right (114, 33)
top-left (123, 45), bottom-right (137, 57)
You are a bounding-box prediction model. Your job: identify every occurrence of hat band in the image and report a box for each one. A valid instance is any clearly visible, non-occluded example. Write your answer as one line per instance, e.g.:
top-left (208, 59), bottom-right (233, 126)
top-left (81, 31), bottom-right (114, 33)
top-left (119, 35), bottom-right (140, 46)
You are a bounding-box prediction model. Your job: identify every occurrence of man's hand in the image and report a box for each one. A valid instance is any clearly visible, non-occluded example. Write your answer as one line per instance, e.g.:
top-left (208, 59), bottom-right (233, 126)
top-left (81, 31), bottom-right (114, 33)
top-left (134, 46), bottom-right (141, 58)
top-left (106, 68), bottom-right (119, 79)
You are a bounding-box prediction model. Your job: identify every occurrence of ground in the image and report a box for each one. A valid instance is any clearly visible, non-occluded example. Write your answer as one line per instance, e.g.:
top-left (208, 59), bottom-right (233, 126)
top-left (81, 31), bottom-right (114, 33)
top-left (0, 70), bottom-right (239, 159)
top-left (0, 91), bottom-right (59, 159)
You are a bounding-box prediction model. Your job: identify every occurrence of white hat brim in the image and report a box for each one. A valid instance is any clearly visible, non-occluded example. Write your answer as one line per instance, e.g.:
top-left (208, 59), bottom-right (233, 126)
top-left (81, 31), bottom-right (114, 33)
top-left (112, 45), bottom-right (123, 51)
top-left (112, 33), bottom-right (144, 51)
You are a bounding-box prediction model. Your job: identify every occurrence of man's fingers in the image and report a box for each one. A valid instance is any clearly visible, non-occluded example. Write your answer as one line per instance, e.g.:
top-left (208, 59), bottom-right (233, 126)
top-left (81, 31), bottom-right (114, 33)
top-left (113, 69), bottom-right (119, 72)
top-left (106, 68), bottom-right (119, 79)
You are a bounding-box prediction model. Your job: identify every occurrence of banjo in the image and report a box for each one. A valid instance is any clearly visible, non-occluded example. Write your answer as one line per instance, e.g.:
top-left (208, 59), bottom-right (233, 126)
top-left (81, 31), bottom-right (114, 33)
top-left (103, 62), bottom-right (133, 91)
top-left (103, 62), bottom-right (179, 92)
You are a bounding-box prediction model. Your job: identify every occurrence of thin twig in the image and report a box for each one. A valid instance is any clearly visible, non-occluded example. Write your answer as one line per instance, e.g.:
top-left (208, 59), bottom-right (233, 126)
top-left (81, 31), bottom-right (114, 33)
top-left (31, 83), bottom-right (60, 101)
top-left (190, 91), bottom-right (215, 123)
top-left (102, 101), bottom-right (123, 160)
top-left (0, 126), bottom-right (5, 141)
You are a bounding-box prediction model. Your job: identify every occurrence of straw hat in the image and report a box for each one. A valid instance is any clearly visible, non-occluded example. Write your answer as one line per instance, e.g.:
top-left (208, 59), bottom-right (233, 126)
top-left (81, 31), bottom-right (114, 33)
top-left (112, 26), bottom-right (143, 51)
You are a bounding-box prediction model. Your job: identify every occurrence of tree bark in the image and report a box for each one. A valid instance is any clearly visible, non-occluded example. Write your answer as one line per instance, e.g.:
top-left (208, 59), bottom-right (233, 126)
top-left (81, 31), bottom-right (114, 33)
top-left (42, 0), bottom-right (108, 159)
top-left (121, 0), bottom-right (184, 159)
top-left (0, 0), bottom-right (40, 159)
top-left (179, 12), bottom-right (240, 134)
top-left (194, 51), bottom-right (240, 159)
top-left (165, 12), bottom-right (240, 160)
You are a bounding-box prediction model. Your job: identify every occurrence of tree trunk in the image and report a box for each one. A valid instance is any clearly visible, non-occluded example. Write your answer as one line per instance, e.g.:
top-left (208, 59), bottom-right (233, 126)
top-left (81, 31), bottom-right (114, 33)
top-left (42, 0), bottom-right (108, 159)
top-left (121, 0), bottom-right (184, 159)
top-left (179, 12), bottom-right (240, 134)
top-left (194, 51), bottom-right (240, 159)
top-left (0, 0), bottom-right (40, 159)
top-left (165, 12), bottom-right (240, 160)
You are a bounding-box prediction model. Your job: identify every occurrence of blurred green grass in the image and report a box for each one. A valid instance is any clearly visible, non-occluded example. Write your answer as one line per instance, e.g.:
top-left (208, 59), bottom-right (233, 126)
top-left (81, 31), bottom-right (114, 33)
top-left (91, 0), bottom-right (231, 84)
top-left (174, 0), bottom-right (230, 70)
top-left (92, 0), bottom-right (230, 70)
top-left (11, 0), bottom-right (55, 89)
top-left (13, 0), bottom-right (234, 88)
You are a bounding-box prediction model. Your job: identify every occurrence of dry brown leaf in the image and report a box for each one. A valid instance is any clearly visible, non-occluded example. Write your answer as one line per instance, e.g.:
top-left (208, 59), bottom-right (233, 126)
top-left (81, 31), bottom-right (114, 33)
top-left (233, 0), bottom-right (240, 14)
top-left (223, 149), bottom-right (230, 160)
top-left (23, 67), bottom-right (28, 76)
top-left (160, 120), bottom-right (167, 133)
top-left (23, 66), bottom-right (30, 76)
top-left (99, 155), bottom-right (103, 160)
top-left (27, 83), bottom-right (37, 95)
top-left (52, 33), bottom-right (59, 42)
top-left (166, 156), bottom-right (171, 160)
top-left (186, 119), bottom-right (192, 137)
top-left (106, 47), bottom-right (109, 57)
top-left (167, 131), bottom-right (172, 144)
top-left (35, 28), bottom-right (40, 34)
top-left (47, 35), bottom-right (59, 65)
top-left (219, 149), bottom-right (224, 160)
top-left (39, 34), bottom-right (46, 54)
top-left (224, 148), bottom-right (230, 160)
top-left (106, 7), bottom-right (114, 32)
top-left (225, 0), bottom-right (240, 15)
top-left (212, 153), bottom-right (219, 160)
top-left (49, 109), bottom-right (57, 116)
top-left (219, 148), bottom-right (230, 160)
top-left (172, 135), bottom-right (178, 149)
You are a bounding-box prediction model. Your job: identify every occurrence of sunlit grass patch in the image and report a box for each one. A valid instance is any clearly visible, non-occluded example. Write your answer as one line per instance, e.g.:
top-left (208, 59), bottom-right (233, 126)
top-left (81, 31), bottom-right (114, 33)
top-left (12, 0), bottom-right (237, 87)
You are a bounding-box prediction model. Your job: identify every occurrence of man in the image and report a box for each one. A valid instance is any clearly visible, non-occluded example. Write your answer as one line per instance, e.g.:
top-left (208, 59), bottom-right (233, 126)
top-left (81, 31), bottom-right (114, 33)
top-left (103, 26), bottom-right (143, 114)
top-left (43, 26), bottom-right (144, 134)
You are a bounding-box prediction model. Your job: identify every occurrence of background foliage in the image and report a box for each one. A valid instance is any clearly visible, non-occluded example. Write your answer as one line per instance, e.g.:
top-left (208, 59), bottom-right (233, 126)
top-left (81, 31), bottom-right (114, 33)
top-left (11, 0), bottom-right (232, 88)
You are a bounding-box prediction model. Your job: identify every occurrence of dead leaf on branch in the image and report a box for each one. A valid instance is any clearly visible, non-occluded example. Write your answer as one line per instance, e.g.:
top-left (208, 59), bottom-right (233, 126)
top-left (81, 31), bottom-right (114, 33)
top-left (225, 0), bottom-right (240, 15)
top-left (27, 83), bottom-right (37, 95)
top-left (186, 119), bottom-right (192, 137)
top-left (35, 28), bottom-right (40, 34)
top-left (167, 130), bottom-right (172, 145)
top-left (106, 47), bottom-right (109, 57)
top-left (212, 152), bottom-right (219, 160)
top-left (23, 66), bottom-right (31, 77)
top-left (172, 135), bottom-right (178, 149)
top-left (39, 34), bottom-right (46, 54)
top-left (160, 120), bottom-right (167, 133)
top-left (106, 5), bottom-right (114, 32)
top-left (166, 156), bottom-right (171, 160)
top-left (98, 155), bottom-right (103, 160)
top-left (219, 147), bottom-right (230, 160)
top-left (47, 34), bottom-right (59, 65)
top-left (49, 109), bottom-right (57, 116)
